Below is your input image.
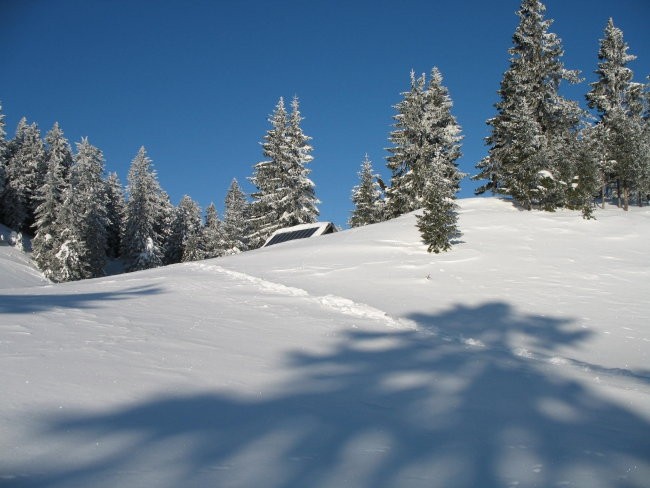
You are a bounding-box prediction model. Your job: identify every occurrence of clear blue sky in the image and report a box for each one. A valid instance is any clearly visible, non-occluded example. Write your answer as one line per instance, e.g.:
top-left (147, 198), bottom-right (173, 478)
top-left (1, 0), bottom-right (648, 227)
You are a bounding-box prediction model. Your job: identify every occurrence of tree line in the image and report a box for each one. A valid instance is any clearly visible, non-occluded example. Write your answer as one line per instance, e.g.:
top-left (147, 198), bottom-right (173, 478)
top-left (0, 95), bottom-right (317, 282)
top-left (1, 0), bottom-right (649, 282)
top-left (349, 0), bottom-right (650, 240)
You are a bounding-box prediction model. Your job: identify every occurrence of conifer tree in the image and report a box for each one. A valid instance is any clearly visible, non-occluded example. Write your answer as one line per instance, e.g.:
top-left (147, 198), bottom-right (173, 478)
top-left (284, 96), bottom-right (319, 226)
top-left (248, 97), bottom-right (319, 248)
top-left (2, 119), bottom-right (47, 230)
top-left (32, 123), bottom-right (73, 276)
top-left (72, 138), bottom-right (109, 277)
top-left (0, 103), bottom-right (7, 205)
top-left (474, 0), bottom-right (582, 210)
top-left (50, 138), bottom-right (109, 281)
top-left (386, 71), bottom-right (426, 217)
top-left (222, 179), bottom-right (249, 254)
top-left (123, 147), bottom-right (167, 271)
top-left (105, 172), bottom-right (125, 258)
top-left (586, 19), bottom-right (647, 210)
top-left (349, 154), bottom-right (384, 227)
top-left (248, 97), bottom-right (289, 248)
top-left (167, 195), bottom-right (202, 264)
top-left (417, 161), bottom-right (460, 253)
top-left (386, 68), bottom-right (463, 218)
top-left (202, 202), bottom-right (225, 259)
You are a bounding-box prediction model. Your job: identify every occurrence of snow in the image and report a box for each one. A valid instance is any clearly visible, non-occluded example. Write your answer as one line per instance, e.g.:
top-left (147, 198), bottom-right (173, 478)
top-left (1, 197), bottom-right (649, 487)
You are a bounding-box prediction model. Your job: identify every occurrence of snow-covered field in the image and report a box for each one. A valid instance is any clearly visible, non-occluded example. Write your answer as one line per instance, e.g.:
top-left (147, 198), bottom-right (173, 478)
top-left (1, 198), bottom-right (649, 487)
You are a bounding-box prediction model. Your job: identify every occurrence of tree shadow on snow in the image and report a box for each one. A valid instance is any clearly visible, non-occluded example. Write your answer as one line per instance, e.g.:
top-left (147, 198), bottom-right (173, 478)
top-left (0, 285), bottom-right (164, 314)
top-left (6, 302), bottom-right (650, 487)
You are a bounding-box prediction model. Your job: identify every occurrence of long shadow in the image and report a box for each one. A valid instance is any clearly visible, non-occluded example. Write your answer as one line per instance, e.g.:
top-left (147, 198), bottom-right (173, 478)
top-left (0, 285), bottom-right (164, 314)
top-left (6, 302), bottom-right (650, 487)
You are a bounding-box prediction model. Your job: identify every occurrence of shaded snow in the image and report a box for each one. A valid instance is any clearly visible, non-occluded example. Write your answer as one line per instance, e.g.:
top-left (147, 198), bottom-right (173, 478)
top-left (1, 198), bottom-right (649, 488)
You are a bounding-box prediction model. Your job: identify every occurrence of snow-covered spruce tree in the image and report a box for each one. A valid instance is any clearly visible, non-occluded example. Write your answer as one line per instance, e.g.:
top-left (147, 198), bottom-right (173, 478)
top-left (386, 71), bottom-right (426, 217)
top-left (32, 123), bottom-right (74, 276)
top-left (122, 147), bottom-right (167, 271)
top-left (2, 119), bottom-right (47, 231)
top-left (349, 154), bottom-right (385, 227)
top-left (569, 124), bottom-right (605, 218)
top-left (0, 103), bottom-right (7, 207)
top-left (248, 98), bottom-right (288, 249)
top-left (50, 188), bottom-right (89, 282)
top-left (222, 178), bottom-right (249, 255)
top-left (586, 19), bottom-right (647, 210)
top-left (248, 97), bottom-right (319, 248)
top-left (167, 195), bottom-right (202, 264)
top-left (417, 161), bottom-right (461, 253)
top-left (474, 0), bottom-right (582, 210)
top-left (386, 68), bottom-right (463, 218)
top-left (284, 96), bottom-right (319, 226)
top-left (105, 172), bottom-right (125, 258)
top-left (201, 202), bottom-right (225, 259)
top-left (49, 138), bottom-right (109, 281)
top-left (72, 138), bottom-right (109, 277)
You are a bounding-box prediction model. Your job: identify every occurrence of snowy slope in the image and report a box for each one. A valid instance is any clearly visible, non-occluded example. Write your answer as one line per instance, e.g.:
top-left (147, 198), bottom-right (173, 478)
top-left (1, 198), bottom-right (649, 488)
top-left (0, 225), bottom-right (49, 289)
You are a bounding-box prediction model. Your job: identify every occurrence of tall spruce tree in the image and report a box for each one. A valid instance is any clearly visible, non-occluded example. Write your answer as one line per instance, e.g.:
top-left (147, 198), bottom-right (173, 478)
top-left (50, 138), bottom-right (109, 281)
top-left (386, 68), bottom-right (462, 218)
top-left (248, 97), bottom-right (318, 248)
top-left (349, 154), bottom-right (385, 227)
top-left (222, 179), bottom-right (249, 254)
top-left (386, 71), bottom-right (426, 217)
top-left (586, 18), bottom-right (647, 210)
top-left (0, 103), bottom-right (7, 205)
top-left (202, 202), bottom-right (225, 259)
top-left (105, 172), bottom-right (125, 258)
top-left (123, 147), bottom-right (166, 271)
top-left (416, 161), bottom-right (460, 254)
top-left (474, 0), bottom-right (582, 210)
top-left (167, 195), bottom-right (202, 264)
top-left (2, 119), bottom-right (47, 230)
top-left (284, 96), bottom-right (319, 226)
top-left (32, 123), bottom-right (73, 276)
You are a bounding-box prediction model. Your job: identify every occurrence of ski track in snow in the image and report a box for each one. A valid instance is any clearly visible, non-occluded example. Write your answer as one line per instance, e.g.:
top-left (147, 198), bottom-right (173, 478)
top-left (191, 263), bottom-right (405, 329)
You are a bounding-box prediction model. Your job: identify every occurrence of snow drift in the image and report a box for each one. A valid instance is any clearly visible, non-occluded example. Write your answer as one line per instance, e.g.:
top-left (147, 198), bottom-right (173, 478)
top-left (1, 198), bottom-right (649, 487)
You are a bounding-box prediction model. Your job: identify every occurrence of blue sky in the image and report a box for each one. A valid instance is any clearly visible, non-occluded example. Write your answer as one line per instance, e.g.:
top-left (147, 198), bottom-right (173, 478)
top-left (1, 0), bottom-right (648, 227)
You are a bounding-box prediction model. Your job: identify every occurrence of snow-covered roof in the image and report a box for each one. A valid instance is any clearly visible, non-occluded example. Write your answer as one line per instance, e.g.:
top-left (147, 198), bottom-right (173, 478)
top-left (263, 222), bottom-right (337, 247)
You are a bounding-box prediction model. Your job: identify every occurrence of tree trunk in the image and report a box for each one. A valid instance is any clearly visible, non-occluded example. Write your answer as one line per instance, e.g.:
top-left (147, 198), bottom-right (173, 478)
top-left (623, 184), bottom-right (629, 211)
top-left (601, 184), bottom-right (606, 209)
top-left (616, 179), bottom-right (621, 208)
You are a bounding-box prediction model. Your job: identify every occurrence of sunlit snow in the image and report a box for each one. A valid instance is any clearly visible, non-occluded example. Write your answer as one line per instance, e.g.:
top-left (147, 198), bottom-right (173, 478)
top-left (1, 198), bottom-right (649, 487)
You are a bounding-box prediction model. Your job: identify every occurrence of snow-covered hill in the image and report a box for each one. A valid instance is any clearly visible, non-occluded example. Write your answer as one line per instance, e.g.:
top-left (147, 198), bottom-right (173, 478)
top-left (0, 225), bottom-right (49, 290)
top-left (1, 198), bottom-right (649, 488)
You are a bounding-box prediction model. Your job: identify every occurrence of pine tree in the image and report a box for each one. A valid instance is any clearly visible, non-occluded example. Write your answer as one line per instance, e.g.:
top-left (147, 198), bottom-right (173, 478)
top-left (49, 138), bottom-right (109, 281)
top-left (248, 97), bottom-right (319, 248)
top-left (248, 98), bottom-right (289, 249)
top-left (202, 202), bottom-right (225, 259)
top-left (32, 123), bottom-right (73, 276)
top-left (105, 172), bottom-right (125, 258)
top-left (167, 195), bottom-right (202, 264)
top-left (386, 68), bottom-right (463, 218)
top-left (222, 179), bottom-right (249, 255)
top-left (586, 18), bottom-right (647, 210)
top-left (386, 71), bottom-right (426, 217)
top-left (284, 96), bottom-right (319, 226)
top-left (416, 162), bottom-right (460, 253)
top-left (71, 138), bottom-right (109, 277)
top-left (474, 0), bottom-right (582, 210)
top-left (2, 119), bottom-right (47, 230)
top-left (0, 103), bottom-right (7, 205)
top-left (349, 154), bottom-right (384, 227)
top-left (123, 147), bottom-right (167, 271)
